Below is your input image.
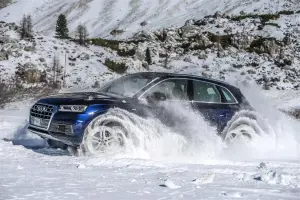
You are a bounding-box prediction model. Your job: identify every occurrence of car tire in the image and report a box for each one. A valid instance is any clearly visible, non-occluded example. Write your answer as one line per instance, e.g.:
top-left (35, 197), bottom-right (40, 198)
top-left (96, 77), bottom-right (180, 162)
top-left (80, 118), bottom-right (127, 155)
top-left (221, 110), bottom-right (274, 144)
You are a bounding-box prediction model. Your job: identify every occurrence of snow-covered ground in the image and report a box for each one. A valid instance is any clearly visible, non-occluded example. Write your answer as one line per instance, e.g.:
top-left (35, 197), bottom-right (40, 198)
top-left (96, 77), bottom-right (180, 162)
top-left (1, 86), bottom-right (300, 200)
top-left (1, 0), bottom-right (300, 38)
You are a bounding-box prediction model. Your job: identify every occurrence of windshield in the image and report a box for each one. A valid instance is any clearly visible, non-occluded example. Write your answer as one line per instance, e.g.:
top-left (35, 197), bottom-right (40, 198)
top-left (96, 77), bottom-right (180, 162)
top-left (99, 74), bottom-right (156, 97)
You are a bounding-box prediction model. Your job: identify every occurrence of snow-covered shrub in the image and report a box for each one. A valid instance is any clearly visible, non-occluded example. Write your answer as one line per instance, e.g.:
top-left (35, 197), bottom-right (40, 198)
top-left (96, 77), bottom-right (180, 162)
top-left (0, 0), bottom-right (12, 9)
top-left (104, 58), bottom-right (127, 74)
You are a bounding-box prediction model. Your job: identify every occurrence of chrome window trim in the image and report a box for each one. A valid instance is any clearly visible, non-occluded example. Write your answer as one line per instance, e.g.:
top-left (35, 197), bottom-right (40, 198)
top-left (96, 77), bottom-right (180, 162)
top-left (138, 77), bottom-right (239, 105)
top-left (102, 76), bottom-right (160, 98)
top-left (218, 86), bottom-right (239, 104)
top-left (138, 77), bottom-right (189, 101)
top-left (133, 77), bottom-right (160, 96)
top-left (29, 103), bottom-right (57, 131)
top-left (193, 79), bottom-right (222, 103)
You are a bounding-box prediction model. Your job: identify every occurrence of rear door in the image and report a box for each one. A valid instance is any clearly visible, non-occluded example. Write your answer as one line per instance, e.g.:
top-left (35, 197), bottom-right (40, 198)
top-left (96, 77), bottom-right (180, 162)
top-left (191, 80), bottom-right (240, 133)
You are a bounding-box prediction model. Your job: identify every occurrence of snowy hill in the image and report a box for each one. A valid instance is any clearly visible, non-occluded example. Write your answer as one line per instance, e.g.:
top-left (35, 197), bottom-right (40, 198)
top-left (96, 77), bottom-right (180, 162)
top-left (2, 9), bottom-right (300, 95)
top-left (1, 0), bottom-right (300, 38)
top-left (1, 0), bottom-right (300, 106)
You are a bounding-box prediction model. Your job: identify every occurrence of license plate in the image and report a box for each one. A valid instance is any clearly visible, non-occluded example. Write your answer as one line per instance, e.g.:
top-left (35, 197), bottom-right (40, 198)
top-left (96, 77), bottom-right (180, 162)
top-left (31, 117), bottom-right (42, 127)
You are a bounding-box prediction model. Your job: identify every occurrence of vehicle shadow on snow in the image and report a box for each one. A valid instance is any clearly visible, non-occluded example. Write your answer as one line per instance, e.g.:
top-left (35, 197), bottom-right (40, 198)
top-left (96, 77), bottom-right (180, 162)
top-left (12, 138), bottom-right (70, 156)
top-left (6, 122), bottom-right (70, 156)
top-left (32, 147), bottom-right (70, 156)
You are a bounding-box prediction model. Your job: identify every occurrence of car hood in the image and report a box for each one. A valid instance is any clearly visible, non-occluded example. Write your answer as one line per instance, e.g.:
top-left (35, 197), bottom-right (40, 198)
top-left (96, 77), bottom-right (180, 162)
top-left (37, 92), bottom-right (120, 105)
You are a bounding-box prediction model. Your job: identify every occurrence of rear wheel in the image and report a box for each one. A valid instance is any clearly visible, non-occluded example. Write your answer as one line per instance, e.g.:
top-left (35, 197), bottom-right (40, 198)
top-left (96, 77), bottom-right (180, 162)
top-left (81, 120), bottom-right (127, 155)
top-left (222, 120), bottom-right (258, 144)
top-left (221, 110), bottom-right (274, 144)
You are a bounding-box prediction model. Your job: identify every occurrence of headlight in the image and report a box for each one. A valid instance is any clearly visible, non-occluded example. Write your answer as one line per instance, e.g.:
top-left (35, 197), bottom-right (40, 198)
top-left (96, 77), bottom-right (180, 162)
top-left (59, 105), bottom-right (87, 112)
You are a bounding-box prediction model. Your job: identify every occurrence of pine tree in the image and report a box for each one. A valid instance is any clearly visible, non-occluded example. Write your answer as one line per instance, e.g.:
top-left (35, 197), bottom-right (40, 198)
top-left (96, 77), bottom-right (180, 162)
top-left (20, 15), bottom-right (27, 39)
top-left (145, 47), bottom-right (152, 65)
top-left (55, 14), bottom-right (69, 39)
top-left (75, 24), bottom-right (88, 45)
top-left (26, 15), bottom-right (33, 38)
top-left (19, 14), bottom-right (33, 39)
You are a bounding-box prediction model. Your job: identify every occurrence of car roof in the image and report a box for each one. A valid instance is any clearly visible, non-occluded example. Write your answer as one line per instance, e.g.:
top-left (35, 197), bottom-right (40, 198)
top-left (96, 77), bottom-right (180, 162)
top-left (128, 72), bottom-right (234, 88)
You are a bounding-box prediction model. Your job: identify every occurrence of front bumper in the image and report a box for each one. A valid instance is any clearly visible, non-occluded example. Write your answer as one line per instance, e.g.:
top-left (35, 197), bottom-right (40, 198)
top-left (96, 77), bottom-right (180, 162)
top-left (27, 126), bottom-right (81, 146)
top-left (28, 103), bottom-right (110, 146)
top-left (28, 104), bottom-right (92, 146)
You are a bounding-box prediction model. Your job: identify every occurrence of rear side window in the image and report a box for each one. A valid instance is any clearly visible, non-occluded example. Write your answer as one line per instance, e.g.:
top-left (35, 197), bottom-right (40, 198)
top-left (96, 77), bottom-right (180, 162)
top-left (193, 81), bottom-right (221, 103)
top-left (220, 87), bottom-right (237, 103)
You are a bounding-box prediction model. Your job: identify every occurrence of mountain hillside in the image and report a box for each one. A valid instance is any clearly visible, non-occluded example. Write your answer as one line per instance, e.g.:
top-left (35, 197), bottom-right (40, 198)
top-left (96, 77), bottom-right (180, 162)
top-left (2, 0), bottom-right (300, 108)
top-left (1, 0), bottom-right (300, 38)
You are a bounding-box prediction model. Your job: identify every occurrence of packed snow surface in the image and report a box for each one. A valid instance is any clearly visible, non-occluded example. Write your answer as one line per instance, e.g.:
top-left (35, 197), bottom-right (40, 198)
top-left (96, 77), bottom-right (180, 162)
top-left (1, 85), bottom-right (300, 199)
top-left (1, 0), bottom-right (300, 38)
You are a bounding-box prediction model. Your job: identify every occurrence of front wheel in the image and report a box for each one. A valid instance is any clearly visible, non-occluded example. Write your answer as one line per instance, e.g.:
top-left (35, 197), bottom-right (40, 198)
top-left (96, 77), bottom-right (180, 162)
top-left (80, 119), bottom-right (127, 155)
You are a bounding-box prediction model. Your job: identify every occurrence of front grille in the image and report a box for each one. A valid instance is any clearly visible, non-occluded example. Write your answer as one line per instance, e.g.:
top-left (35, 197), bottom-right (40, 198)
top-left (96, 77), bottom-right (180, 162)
top-left (30, 104), bottom-right (55, 129)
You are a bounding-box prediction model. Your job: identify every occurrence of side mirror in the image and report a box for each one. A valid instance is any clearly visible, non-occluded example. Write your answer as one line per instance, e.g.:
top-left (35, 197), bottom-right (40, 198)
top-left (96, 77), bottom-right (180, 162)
top-left (146, 92), bottom-right (167, 103)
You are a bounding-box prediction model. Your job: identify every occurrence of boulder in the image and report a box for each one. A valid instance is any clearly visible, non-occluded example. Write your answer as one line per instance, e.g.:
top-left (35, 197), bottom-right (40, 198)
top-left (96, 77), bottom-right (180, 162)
top-left (132, 30), bottom-right (156, 41)
top-left (231, 33), bottom-right (255, 49)
top-left (135, 48), bottom-right (145, 61)
top-left (142, 61), bottom-right (149, 70)
top-left (110, 29), bottom-right (125, 36)
top-left (15, 64), bottom-right (47, 83)
top-left (8, 22), bottom-right (18, 31)
top-left (10, 51), bottom-right (22, 57)
top-left (183, 56), bottom-right (192, 63)
top-left (24, 46), bottom-right (35, 52)
top-left (184, 19), bottom-right (195, 26)
top-left (0, 51), bottom-right (8, 61)
top-left (198, 52), bottom-right (208, 60)
top-left (78, 52), bottom-right (90, 61)
top-left (0, 35), bottom-right (10, 44)
top-left (213, 11), bottom-right (222, 18)
top-left (140, 21), bottom-right (148, 26)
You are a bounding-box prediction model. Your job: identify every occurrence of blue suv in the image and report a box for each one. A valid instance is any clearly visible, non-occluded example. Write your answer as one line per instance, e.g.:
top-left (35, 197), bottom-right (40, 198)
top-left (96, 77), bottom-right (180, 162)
top-left (27, 72), bottom-right (251, 153)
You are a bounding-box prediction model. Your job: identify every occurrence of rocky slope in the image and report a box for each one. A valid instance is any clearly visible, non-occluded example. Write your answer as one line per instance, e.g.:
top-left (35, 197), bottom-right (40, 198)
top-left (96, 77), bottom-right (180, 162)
top-left (1, 9), bottom-right (300, 104)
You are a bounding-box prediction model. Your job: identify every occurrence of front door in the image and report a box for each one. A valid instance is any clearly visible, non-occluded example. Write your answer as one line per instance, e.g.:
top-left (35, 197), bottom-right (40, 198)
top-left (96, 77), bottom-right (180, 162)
top-left (139, 78), bottom-right (191, 128)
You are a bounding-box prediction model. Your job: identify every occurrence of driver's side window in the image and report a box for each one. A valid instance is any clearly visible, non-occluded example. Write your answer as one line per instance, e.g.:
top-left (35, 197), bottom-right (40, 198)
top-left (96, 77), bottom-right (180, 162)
top-left (143, 79), bottom-right (188, 100)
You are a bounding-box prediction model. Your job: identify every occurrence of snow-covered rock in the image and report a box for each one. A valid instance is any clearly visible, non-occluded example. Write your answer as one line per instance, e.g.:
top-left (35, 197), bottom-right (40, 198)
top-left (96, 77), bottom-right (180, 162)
top-left (160, 179), bottom-right (181, 189)
top-left (192, 173), bottom-right (215, 185)
top-left (253, 170), bottom-right (296, 186)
